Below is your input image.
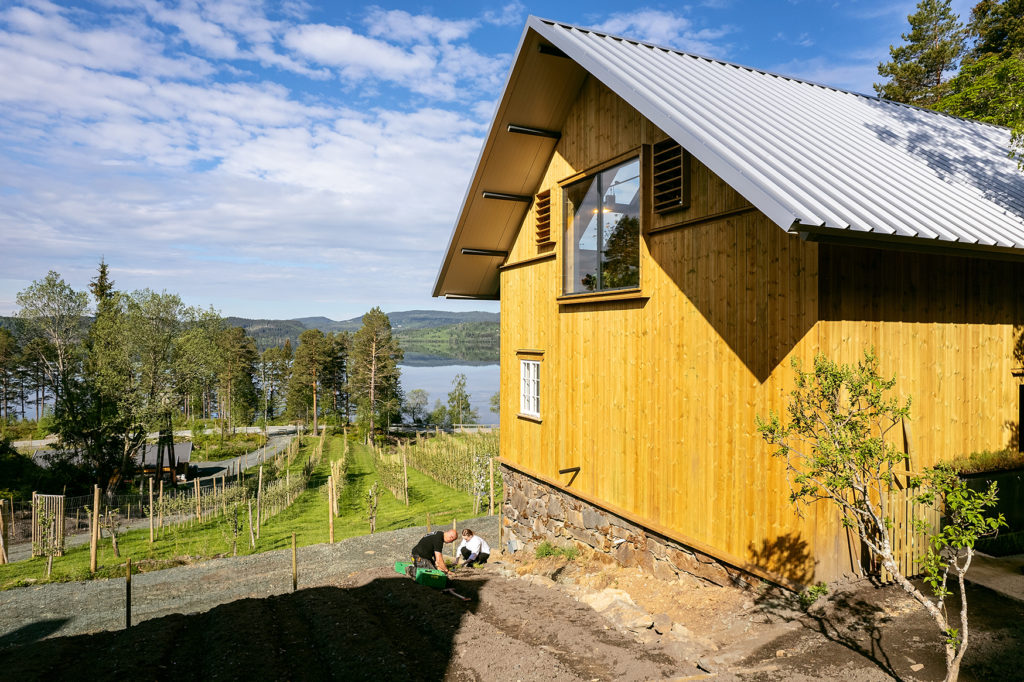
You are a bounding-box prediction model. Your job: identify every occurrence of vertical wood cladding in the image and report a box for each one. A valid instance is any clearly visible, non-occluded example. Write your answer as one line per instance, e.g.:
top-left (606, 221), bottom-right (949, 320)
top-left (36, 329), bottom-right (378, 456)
top-left (499, 76), bottom-right (1024, 584)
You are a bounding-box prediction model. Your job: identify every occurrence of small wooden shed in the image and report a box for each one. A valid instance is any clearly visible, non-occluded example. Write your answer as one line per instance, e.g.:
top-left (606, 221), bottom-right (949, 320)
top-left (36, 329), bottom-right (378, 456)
top-left (434, 17), bottom-right (1024, 585)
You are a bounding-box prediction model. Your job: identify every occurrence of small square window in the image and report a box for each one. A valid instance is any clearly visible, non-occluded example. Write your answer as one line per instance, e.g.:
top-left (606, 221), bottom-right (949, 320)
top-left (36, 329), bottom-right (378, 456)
top-left (520, 359), bottom-right (540, 418)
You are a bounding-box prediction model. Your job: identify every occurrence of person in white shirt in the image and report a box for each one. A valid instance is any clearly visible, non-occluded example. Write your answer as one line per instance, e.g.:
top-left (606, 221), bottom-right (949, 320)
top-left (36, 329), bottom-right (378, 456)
top-left (455, 528), bottom-right (491, 567)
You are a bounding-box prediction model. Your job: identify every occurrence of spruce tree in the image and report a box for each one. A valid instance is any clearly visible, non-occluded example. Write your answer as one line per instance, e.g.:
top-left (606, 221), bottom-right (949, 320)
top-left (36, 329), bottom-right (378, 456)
top-left (875, 0), bottom-right (966, 106)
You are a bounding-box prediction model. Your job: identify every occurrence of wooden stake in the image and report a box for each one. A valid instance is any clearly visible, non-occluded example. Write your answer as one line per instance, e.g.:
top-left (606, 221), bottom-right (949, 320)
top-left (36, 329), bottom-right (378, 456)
top-left (221, 474), bottom-right (227, 516)
top-left (402, 446), bottom-right (409, 506)
top-left (292, 532), bottom-right (297, 591)
top-left (247, 497), bottom-right (256, 549)
top-left (148, 478), bottom-right (154, 544)
top-left (194, 478), bottom-right (201, 522)
top-left (256, 466), bottom-right (263, 539)
top-left (426, 511), bottom-right (431, 532)
top-left (328, 475), bottom-right (335, 544)
top-left (125, 557), bottom-right (132, 629)
top-left (90, 485), bottom-right (100, 573)
top-left (0, 499), bottom-right (7, 565)
top-left (158, 480), bottom-right (164, 531)
top-left (489, 458), bottom-right (495, 516)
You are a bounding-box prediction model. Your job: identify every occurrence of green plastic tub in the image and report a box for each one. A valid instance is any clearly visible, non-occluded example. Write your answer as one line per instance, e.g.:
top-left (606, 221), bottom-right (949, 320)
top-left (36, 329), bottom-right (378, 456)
top-left (394, 561), bottom-right (449, 589)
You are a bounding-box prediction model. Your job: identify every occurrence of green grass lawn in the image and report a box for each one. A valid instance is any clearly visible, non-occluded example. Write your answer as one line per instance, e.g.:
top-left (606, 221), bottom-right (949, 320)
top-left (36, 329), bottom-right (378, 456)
top-left (0, 435), bottom-right (483, 590)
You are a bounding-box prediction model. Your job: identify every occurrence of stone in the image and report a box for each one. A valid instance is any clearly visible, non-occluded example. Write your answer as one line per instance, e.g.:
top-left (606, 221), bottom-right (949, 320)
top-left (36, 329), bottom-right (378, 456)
top-left (579, 588), bottom-right (636, 612)
top-left (910, 664), bottom-right (924, 672)
top-left (526, 498), bottom-right (547, 518)
top-left (647, 537), bottom-right (668, 559)
top-left (604, 603), bottom-right (654, 633)
top-left (532, 517), bottom-right (548, 536)
top-left (653, 558), bottom-right (678, 582)
top-left (610, 525), bottom-right (632, 540)
top-left (637, 548), bottom-right (656, 573)
top-left (566, 509), bottom-right (584, 528)
top-left (546, 495), bottom-right (565, 520)
top-left (652, 612), bottom-right (673, 635)
top-left (582, 508), bottom-right (608, 529)
top-left (615, 541), bottom-right (639, 567)
top-left (510, 490), bottom-right (527, 514)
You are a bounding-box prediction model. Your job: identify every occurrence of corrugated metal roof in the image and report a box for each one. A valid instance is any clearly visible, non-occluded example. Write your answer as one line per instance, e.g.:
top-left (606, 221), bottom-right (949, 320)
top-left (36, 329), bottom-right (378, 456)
top-left (433, 16), bottom-right (1024, 298)
top-left (538, 18), bottom-right (1024, 249)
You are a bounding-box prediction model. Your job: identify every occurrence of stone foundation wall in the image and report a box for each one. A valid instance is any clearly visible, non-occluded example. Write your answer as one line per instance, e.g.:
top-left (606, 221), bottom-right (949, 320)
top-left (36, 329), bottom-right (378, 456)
top-left (501, 466), bottom-right (753, 588)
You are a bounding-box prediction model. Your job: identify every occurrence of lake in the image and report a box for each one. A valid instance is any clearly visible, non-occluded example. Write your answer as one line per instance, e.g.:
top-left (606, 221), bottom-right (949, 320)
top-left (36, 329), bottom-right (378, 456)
top-left (399, 363), bottom-right (499, 424)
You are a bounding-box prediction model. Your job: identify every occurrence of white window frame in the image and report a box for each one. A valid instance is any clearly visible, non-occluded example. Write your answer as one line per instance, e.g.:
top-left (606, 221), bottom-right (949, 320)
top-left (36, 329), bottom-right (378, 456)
top-left (520, 359), bottom-right (540, 418)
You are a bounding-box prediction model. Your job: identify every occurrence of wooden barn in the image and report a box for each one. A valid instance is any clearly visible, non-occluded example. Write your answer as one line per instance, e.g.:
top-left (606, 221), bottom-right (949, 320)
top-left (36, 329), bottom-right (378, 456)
top-left (433, 17), bottom-right (1024, 586)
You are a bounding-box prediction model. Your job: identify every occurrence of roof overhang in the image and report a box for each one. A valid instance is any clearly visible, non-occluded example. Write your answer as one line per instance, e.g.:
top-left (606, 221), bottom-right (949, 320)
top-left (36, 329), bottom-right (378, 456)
top-left (432, 18), bottom-right (588, 299)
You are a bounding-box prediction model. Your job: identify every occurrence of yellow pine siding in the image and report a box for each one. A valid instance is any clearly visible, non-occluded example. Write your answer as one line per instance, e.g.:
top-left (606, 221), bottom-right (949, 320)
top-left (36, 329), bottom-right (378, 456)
top-left (498, 77), bottom-right (1024, 583)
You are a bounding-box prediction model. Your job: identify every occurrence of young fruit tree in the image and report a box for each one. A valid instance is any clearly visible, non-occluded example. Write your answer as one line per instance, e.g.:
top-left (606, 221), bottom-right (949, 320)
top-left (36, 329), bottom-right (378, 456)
top-left (755, 350), bottom-right (1005, 682)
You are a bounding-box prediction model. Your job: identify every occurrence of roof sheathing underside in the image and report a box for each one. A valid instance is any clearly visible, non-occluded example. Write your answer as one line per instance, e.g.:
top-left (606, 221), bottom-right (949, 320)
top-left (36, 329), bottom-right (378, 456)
top-left (535, 19), bottom-right (1024, 251)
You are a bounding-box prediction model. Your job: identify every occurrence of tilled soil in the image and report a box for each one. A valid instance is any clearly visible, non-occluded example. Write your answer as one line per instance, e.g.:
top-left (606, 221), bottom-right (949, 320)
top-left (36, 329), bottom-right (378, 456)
top-left (2, 518), bottom-right (1023, 681)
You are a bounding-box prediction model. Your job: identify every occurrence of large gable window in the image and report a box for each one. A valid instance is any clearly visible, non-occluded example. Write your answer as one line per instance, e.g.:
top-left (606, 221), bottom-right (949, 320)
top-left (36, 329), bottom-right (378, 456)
top-left (562, 157), bottom-right (641, 295)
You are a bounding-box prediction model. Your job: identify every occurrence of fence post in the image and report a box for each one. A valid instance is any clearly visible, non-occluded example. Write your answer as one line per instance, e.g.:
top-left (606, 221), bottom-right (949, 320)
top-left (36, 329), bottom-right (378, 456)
top-left (149, 478), bottom-right (154, 543)
top-left (158, 480), bottom-right (164, 531)
top-left (256, 466), bottom-right (263, 539)
top-left (402, 445), bottom-right (409, 506)
top-left (90, 484), bottom-right (100, 573)
top-left (328, 475), bottom-right (335, 544)
top-left (125, 557), bottom-right (132, 629)
top-left (489, 457), bottom-right (495, 516)
top-left (0, 498), bottom-right (7, 565)
top-left (194, 478), bottom-right (202, 522)
top-left (221, 474), bottom-right (228, 517)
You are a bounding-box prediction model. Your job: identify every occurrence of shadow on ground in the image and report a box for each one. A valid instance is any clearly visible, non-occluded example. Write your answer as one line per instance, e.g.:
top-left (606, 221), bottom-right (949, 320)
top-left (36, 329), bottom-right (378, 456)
top-left (2, 576), bottom-right (484, 681)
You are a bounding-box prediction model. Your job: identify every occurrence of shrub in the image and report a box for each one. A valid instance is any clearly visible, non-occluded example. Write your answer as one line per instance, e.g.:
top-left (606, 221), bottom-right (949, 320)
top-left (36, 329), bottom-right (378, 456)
top-left (535, 541), bottom-right (579, 560)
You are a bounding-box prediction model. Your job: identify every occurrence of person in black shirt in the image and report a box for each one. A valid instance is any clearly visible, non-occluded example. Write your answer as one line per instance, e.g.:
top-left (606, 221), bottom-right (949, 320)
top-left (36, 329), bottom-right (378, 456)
top-left (410, 529), bottom-right (458, 574)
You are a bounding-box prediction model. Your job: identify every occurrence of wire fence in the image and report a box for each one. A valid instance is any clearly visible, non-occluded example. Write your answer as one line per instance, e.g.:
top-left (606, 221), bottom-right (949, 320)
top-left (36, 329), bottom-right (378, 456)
top-left (1, 433), bottom-right (326, 557)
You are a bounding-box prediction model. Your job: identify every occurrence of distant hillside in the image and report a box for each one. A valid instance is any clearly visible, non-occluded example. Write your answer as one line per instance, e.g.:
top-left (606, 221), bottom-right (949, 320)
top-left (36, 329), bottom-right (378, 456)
top-left (298, 310), bottom-right (499, 334)
top-left (225, 317), bottom-right (306, 350)
top-left (395, 321), bottom-right (499, 363)
top-left (230, 310), bottom-right (499, 361)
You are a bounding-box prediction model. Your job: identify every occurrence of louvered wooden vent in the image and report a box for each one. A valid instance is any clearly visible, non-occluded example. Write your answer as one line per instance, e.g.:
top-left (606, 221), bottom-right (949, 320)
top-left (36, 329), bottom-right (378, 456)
top-left (653, 139), bottom-right (688, 214)
top-left (535, 189), bottom-right (552, 244)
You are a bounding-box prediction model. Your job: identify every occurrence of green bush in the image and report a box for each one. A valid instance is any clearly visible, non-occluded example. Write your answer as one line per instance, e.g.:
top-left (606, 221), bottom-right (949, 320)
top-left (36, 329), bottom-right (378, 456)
top-left (535, 541), bottom-right (579, 560)
top-left (950, 448), bottom-right (1024, 475)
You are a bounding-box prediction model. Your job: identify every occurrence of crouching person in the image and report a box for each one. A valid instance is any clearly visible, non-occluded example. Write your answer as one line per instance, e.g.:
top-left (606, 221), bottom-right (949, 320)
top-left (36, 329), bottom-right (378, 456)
top-left (410, 529), bottom-right (457, 575)
top-left (455, 529), bottom-right (490, 567)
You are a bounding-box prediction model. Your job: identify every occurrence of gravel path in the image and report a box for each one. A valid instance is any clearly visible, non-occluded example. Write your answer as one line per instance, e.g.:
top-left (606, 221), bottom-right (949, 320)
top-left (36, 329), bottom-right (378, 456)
top-left (0, 516), bottom-right (498, 644)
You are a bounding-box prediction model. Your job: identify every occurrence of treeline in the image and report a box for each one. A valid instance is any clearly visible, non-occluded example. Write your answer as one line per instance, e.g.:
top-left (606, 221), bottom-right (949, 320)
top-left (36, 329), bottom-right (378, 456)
top-left (0, 265), bottom-right (405, 493)
top-left (396, 322), bottom-right (499, 363)
top-left (876, 0), bottom-right (1023, 157)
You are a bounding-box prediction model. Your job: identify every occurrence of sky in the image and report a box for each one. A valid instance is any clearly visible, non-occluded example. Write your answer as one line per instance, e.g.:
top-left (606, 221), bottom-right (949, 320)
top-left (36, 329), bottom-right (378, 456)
top-left (0, 0), bottom-right (980, 321)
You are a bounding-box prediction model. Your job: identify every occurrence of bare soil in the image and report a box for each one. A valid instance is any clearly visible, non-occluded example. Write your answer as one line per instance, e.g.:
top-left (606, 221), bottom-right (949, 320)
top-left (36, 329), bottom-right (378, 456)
top-left (1, 522), bottom-right (1022, 681)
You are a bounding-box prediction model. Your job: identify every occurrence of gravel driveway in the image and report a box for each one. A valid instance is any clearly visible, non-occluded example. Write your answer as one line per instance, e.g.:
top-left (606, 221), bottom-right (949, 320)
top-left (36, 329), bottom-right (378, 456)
top-left (0, 515), bottom-right (498, 644)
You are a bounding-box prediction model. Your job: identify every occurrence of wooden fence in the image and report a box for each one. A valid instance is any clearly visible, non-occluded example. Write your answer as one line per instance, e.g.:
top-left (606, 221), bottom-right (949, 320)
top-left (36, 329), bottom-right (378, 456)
top-left (31, 493), bottom-right (65, 557)
top-left (874, 484), bottom-right (941, 582)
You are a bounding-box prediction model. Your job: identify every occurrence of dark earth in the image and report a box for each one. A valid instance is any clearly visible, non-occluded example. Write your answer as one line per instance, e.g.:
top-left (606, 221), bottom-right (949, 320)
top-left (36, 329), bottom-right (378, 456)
top-left (1, 518), bottom-right (1022, 681)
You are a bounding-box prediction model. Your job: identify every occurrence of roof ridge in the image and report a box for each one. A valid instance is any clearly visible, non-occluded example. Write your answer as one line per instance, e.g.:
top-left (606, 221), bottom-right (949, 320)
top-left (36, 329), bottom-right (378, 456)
top-left (530, 16), bottom-right (1011, 133)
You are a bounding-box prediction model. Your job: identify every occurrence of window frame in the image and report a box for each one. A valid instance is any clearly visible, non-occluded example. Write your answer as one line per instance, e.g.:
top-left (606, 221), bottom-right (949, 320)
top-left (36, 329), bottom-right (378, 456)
top-left (560, 152), bottom-right (643, 297)
top-left (519, 358), bottom-right (541, 420)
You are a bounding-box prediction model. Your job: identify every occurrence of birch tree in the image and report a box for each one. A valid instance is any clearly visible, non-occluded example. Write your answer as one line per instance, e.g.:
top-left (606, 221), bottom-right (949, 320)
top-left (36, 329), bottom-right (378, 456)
top-left (349, 308), bottom-right (403, 442)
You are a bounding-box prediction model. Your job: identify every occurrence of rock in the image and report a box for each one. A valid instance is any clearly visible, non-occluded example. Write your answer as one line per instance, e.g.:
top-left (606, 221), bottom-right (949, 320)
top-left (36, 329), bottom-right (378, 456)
top-left (604, 603), bottom-right (653, 633)
top-left (527, 498), bottom-right (547, 519)
top-left (670, 623), bottom-right (719, 651)
top-left (566, 509), bottom-right (584, 528)
top-left (579, 588), bottom-right (636, 612)
top-left (652, 612), bottom-right (673, 635)
top-left (910, 664), bottom-right (924, 672)
top-left (653, 558), bottom-right (678, 582)
top-left (615, 541), bottom-right (638, 567)
top-left (511, 490), bottom-right (527, 514)
top-left (776, 649), bottom-right (787, 658)
top-left (522, 574), bottom-right (556, 589)
top-left (637, 548), bottom-right (656, 573)
top-left (546, 495), bottom-right (565, 520)
top-left (582, 508), bottom-right (607, 529)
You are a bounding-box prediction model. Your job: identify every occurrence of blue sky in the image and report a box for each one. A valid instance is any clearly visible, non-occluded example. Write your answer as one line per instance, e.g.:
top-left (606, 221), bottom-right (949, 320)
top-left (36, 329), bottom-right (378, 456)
top-left (0, 0), bottom-right (978, 320)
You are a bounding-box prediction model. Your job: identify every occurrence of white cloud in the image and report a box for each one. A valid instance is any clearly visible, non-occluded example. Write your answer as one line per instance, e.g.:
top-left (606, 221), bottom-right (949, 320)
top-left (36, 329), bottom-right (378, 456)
top-left (591, 9), bottom-right (734, 57)
top-left (364, 7), bottom-right (476, 44)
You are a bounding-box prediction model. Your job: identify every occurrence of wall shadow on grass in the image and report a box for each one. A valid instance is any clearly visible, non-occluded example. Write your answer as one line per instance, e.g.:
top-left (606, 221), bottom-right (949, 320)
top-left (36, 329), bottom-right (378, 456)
top-left (3, 576), bottom-right (484, 681)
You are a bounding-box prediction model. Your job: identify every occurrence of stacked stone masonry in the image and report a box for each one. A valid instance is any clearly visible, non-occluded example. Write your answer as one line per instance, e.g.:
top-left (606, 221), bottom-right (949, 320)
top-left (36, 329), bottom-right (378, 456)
top-left (502, 466), bottom-right (752, 588)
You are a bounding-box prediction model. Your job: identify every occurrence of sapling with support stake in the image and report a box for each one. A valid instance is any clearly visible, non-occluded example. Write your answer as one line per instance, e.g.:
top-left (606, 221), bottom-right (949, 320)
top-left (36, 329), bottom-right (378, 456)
top-left (756, 349), bottom-right (1005, 682)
